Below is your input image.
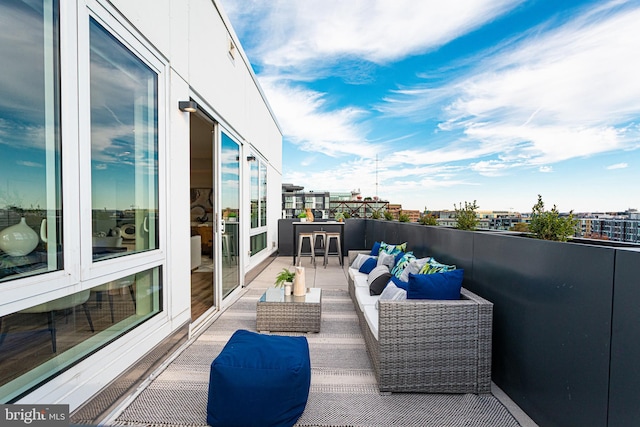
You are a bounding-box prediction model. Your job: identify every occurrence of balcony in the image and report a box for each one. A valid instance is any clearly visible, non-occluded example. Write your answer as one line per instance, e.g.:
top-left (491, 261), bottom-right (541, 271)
top-left (72, 219), bottom-right (639, 427)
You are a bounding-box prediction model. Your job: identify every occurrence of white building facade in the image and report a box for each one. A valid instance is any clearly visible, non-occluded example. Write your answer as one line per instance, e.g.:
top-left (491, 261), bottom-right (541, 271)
top-left (0, 0), bottom-right (281, 409)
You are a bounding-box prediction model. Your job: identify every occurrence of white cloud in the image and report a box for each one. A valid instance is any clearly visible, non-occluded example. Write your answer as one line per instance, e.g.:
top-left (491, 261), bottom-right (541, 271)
top-left (260, 79), bottom-right (370, 156)
top-left (606, 162), bottom-right (628, 170)
top-left (223, 0), bottom-right (522, 68)
top-left (539, 166), bottom-right (553, 173)
top-left (16, 161), bottom-right (43, 168)
top-left (380, 1), bottom-right (640, 168)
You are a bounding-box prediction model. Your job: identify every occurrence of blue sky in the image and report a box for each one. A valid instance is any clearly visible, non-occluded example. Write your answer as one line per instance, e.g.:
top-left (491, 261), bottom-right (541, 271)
top-left (219, 0), bottom-right (640, 213)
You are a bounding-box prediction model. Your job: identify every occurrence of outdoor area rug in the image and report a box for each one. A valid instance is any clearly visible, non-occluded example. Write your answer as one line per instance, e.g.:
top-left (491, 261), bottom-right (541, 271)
top-left (109, 287), bottom-right (522, 427)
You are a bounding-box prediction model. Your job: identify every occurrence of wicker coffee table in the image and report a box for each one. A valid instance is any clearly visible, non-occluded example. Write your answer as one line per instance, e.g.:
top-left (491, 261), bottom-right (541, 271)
top-left (256, 287), bottom-right (322, 333)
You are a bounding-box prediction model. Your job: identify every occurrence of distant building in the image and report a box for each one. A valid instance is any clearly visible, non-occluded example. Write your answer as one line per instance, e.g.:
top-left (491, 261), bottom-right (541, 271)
top-left (577, 211), bottom-right (640, 243)
top-left (282, 186), bottom-right (390, 219)
top-left (281, 184), bottom-right (330, 219)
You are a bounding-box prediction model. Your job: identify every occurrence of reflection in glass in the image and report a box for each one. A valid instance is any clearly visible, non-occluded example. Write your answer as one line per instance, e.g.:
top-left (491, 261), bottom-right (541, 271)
top-left (221, 133), bottom-right (239, 298)
top-left (0, 266), bottom-right (162, 402)
top-left (250, 159), bottom-right (267, 231)
top-left (250, 158), bottom-right (259, 228)
top-left (0, 0), bottom-right (62, 283)
top-left (90, 18), bottom-right (158, 262)
top-left (250, 232), bottom-right (267, 256)
top-left (260, 162), bottom-right (267, 227)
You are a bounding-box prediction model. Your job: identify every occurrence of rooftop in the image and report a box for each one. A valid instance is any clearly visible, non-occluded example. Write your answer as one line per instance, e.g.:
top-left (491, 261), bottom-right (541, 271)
top-left (72, 255), bottom-right (536, 427)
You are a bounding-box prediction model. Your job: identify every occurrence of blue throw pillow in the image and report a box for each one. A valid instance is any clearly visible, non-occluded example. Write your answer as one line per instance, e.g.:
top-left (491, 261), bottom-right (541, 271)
top-left (359, 257), bottom-right (377, 274)
top-left (389, 275), bottom-right (409, 291)
top-left (407, 269), bottom-right (464, 300)
top-left (369, 241), bottom-right (381, 256)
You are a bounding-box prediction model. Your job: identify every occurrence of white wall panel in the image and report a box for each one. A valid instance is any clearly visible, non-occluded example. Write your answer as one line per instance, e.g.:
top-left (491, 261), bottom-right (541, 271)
top-left (167, 70), bottom-right (192, 320)
top-left (108, 0), bottom-right (172, 57)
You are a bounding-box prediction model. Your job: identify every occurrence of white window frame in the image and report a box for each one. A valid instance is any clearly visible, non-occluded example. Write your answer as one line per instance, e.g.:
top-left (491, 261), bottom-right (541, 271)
top-left (249, 152), bottom-right (268, 256)
top-left (77, 0), bottom-right (168, 285)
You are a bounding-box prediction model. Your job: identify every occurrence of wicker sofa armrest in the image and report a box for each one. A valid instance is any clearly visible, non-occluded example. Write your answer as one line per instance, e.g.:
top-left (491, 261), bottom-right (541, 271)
top-left (347, 249), bottom-right (371, 266)
top-left (374, 287), bottom-right (493, 393)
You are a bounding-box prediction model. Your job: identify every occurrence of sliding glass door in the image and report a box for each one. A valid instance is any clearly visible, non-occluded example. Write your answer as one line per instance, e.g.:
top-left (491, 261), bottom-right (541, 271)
top-left (220, 132), bottom-right (240, 298)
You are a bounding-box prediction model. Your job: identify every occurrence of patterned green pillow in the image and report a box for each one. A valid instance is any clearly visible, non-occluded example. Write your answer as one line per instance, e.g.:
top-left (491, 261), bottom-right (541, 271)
top-left (418, 258), bottom-right (456, 274)
top-left (380, 242), bottom-right (407, 257)
top-left (390, 251), bottom-right (415, 278)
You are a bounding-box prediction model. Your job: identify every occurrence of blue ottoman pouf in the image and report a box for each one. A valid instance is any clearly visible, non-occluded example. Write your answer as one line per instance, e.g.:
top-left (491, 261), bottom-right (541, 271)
top-left (207, 329), bottom-right (311, 427)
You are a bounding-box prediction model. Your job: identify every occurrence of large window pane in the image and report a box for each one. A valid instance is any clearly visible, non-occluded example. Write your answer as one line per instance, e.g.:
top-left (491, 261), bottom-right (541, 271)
top-left (0, 266), bottom-right (162, 402)
top-left (250, 158), bottom-right (258, 228)
top-left (260, 162), bottom-right (267, 227)
top-left (90, 18), bottom-right (158, 262)
top-left (0, 0), bottom-right (62, 283)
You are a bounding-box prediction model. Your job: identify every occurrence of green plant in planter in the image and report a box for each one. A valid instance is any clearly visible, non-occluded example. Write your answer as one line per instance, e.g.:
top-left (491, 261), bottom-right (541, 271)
top-left (529, 194), bottom-right (578, 242)
top-left (454, 200), bottom-right (479, 230)
top-left (334, 212), bottom-right (344, 222)
top-left (297, 212), bottom-right (307, 219)
top-left (509, 222), bottom-right (529, 232)
top-left (274, 268), bottom-right (295, 287)
top-left (383, 211), bottom-right (394, 221)
top-left (371, 211), bottom-right (381, 220)
top-left (398, 211), bottom-right (410, 222)
top-left (419, 214), bottom-right (437, 226)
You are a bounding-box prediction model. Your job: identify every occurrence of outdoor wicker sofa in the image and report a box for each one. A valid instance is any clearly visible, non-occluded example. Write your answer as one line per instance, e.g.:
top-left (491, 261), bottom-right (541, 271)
top-left (347, 250), bottom-right (493, 394)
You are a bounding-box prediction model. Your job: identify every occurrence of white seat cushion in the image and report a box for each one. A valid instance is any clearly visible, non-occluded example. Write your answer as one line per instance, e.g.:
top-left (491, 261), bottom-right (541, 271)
top-left (363, 305), bottom-right (379, 341)
top-left (355, 286), bottom-right (379, 312)
top-left (353, 272), bottom-right (369, 289)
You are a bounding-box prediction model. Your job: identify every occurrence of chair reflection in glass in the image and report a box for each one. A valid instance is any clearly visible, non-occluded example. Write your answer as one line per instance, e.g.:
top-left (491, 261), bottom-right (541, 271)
top-left (93, 275), bottom-right (136, 323)
top-left (2, 290), bottom-right (95, 353)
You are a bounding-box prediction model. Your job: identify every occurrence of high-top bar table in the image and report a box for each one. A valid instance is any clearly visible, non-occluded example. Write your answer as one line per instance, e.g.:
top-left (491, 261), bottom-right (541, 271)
top-left (292, 221), bottom-right (344, 266)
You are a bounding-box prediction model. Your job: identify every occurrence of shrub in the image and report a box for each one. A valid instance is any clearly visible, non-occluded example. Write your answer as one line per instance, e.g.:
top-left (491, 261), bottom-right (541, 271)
top-left (529, 195), bottom-right (578, 241)
top-left (383, 211), bottom-right (394, 221)
top-left (398, 212), bottom-right (410, 222)
top-left (371, 211), bottom-right (381, 220)
top-left (509, 222), bottom-right (529, 232)
top-left (419, 214), bottom-right (437, 226)
top-left (454, 200), bottom-right (479, 231)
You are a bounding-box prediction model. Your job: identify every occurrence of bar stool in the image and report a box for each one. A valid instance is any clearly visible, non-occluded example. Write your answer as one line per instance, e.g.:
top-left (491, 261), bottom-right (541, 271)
top-left (313, 231), bottom-right (327, 260)
top-left (324, 232), bottom-right (342, 268)
top-left (297, 232), bottom-right (315, 266)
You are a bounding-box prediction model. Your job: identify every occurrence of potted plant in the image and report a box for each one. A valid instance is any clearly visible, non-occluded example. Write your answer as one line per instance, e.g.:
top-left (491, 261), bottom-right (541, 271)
top-left (275, 268), bottom-right (295, 295)
top-left (334, 212), bottom-right (344, 222)
top-left (529, 194), bottom-right (577, 241)
top-left (454, 200), bottom-right (479, 231)
top-left (297, 212), bottom-right (307, 222)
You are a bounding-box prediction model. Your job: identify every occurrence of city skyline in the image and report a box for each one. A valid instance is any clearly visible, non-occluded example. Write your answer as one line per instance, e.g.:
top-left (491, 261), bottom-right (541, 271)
top-left (220, 0), bottom-right (640, 213)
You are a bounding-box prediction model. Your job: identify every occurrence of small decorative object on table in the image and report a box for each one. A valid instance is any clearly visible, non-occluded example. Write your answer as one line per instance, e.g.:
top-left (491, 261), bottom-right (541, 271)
top-left (297, 212), bottom-right (307, 222)
top-left (305, 208), bottom-right (314, 222)
top-left (293, 266), bottom-right (306, 296)
top-left (275, 267), bottom-right (295, 296)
